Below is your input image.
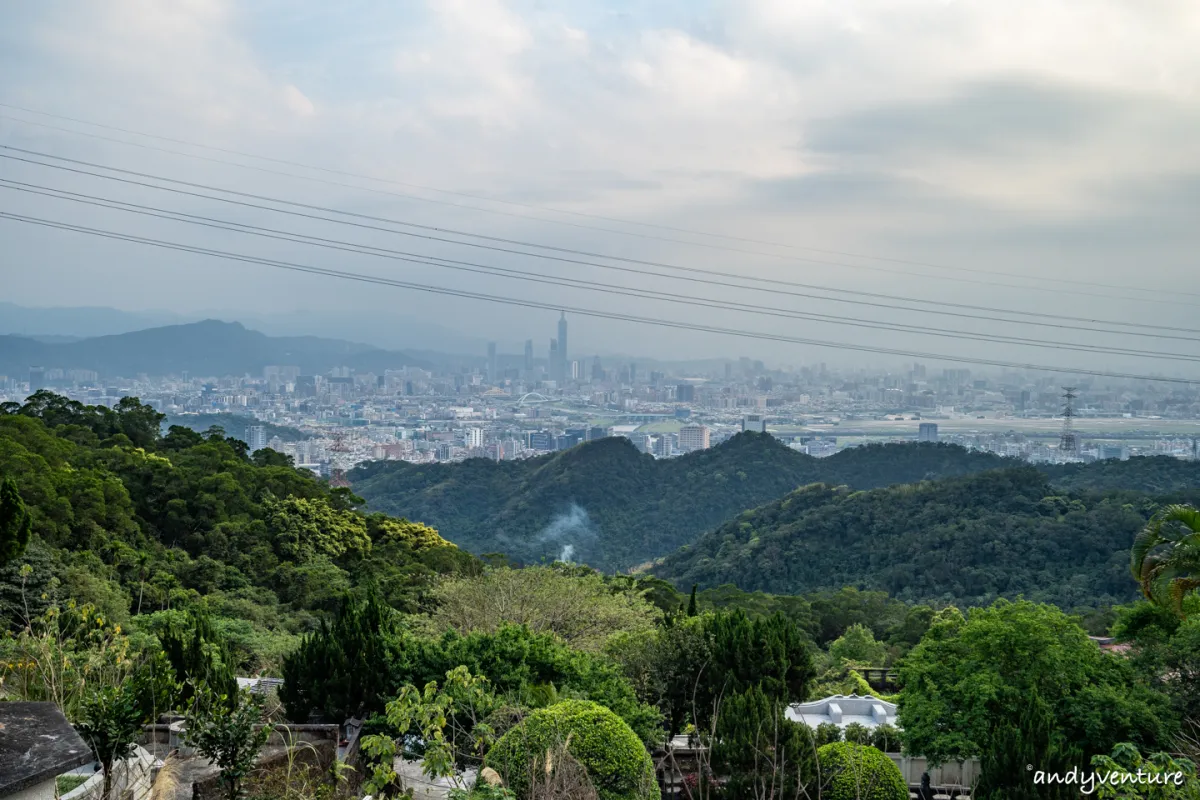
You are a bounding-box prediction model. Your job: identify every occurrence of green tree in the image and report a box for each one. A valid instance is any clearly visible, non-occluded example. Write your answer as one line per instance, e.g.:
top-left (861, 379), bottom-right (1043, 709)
top-left (898, 600), bottom-right (1173, 798)
top-left (77, 678), bottom-right (145, 800)
top-left (697, 609), bottom-right (814, 728)
top-left (159, 610), bottom-right (239, 710)
top-left (687, 585), bottom-right (698, 617)
top-left (0, 475), bottom-right (33, 568)
top-left (1090, 742), bottom-right (1200, 799)
top-left (185, 687), bottom-right (272, 800)
top-left (431, 566), bottom-right (660, 653)
top-left (711, 686), bottom-right (816, 800)
top-left (279, 592), bottom-right (405, 722)
top-left (829, 623), bottom-right (889, 666)
top-left (1132, 504), bottom-right (1200, 616)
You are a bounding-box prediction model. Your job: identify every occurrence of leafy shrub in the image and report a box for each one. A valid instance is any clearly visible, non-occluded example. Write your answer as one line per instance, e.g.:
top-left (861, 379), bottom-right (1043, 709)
top-left (843, 722), bottom-right (871, 745)
top-left (815, 722), bottom-right (843, 746)
top-left (870, 724), bottom-right (902, 754)
top-left (486, 700), bottom-right (659, 800)
top-left (817, 742), bottom-right (906, 800)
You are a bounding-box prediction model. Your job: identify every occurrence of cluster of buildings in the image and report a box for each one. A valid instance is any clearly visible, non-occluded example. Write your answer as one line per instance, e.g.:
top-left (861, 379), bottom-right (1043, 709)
top-left (4, 315), bottom-right (1199, 477)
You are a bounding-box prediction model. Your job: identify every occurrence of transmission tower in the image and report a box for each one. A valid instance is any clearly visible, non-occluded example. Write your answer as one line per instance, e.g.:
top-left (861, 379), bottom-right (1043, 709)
top-left (329, 430), bottom-right (351, 489)
top-left (1059, 387), bottom-right (1079, 460)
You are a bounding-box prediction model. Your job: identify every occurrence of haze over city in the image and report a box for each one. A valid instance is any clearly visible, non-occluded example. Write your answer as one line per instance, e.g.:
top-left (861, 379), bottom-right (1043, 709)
top-left (3, 1), bottom-right (1200, 372)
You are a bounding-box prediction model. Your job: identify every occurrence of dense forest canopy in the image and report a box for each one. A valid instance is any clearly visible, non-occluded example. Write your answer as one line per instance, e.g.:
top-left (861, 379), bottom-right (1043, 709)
top-left (653, 466), bottom-right (1200, 607)
top-left (354, 431), bottom-right (1200, 575)
top-left (0, 391), bottom-right (476, 666)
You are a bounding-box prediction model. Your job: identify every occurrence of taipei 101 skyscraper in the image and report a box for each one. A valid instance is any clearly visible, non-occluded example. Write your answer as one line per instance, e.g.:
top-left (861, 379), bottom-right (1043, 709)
top-left (557, 312), bottom-right (568, 382)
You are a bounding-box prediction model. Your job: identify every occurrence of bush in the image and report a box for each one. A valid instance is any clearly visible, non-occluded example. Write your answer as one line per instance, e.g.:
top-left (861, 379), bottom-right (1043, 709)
top-left (843, 722), bottom-right (871, 745)
top-left (486, 700), bottom-right (659, 800)
top-left (817, 742), bottom-right (906, 800)
top-left (871, 724), bottom-right (902, 754)
top-left (815, 722), bottom-right (843, 746)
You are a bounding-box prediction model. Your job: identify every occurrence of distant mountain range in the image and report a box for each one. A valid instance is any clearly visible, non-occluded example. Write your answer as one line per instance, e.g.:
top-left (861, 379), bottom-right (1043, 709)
top-left (352, 434), bottom-right (1200, 580)
top-left (0, 319), bottom-right (430, 378)
top-left (0, 302), bottom-right (489, 358)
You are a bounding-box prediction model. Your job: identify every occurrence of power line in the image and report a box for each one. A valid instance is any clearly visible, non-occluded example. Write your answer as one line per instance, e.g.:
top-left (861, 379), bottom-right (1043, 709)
top-left (6, 146), bottom-right (1199, 335)
top-left (3, 210), bottom-right (1197, 385)
top-left (8, 178), bottom-right (1200, 365)
top-left (1, 108), bottom-right (1194, 301)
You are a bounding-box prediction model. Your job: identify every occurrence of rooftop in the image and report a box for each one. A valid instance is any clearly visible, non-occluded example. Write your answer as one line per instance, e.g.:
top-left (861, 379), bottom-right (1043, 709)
top-left (786, 694), bottom-right (899, 730)
top-left (0, 702), bottom-right (94, 798)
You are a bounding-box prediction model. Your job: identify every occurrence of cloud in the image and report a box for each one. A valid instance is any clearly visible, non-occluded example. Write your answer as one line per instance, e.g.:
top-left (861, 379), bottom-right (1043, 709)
top-left (2, 0), bottom-right (1199, 369)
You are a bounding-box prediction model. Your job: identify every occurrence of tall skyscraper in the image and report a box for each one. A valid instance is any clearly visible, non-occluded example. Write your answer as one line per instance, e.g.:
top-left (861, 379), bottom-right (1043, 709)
top-left (28, 366), bottom-right (45, 393)
top-left (918, 423), bottom-right (939, 443)
top-left (247, 425), bottom-right (267, 453)
top-left (557, 312), bottom-right (568, 373)
top-left (549, 339), bottom-right (559, 383)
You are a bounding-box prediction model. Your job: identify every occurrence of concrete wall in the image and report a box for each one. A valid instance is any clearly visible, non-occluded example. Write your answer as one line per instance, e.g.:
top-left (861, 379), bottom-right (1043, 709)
top-left (6, 779), bottom-right (57, 800)
top-left (888, 755), bottom-right (981, 788)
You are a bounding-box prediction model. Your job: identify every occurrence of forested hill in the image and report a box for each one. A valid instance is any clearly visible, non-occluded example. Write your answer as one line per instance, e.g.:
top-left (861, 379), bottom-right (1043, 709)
top-left (0, 392), bottom-right (475, 642)
top-left (352, 435), bottom-right (1018, 570)
top-left (164, 412), bottom-right (310, 444)
top-left (652, 467), bottom-right (1200, 608)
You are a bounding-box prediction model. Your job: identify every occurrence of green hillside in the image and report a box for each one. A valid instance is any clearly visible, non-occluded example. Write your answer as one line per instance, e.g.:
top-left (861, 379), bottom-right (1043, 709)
top-left (652, 467), bottom-right (1200, 608)
top-left (0, 391), bottom-right (475, 663)
top-left (351, 435), bottom-right (1018, 570)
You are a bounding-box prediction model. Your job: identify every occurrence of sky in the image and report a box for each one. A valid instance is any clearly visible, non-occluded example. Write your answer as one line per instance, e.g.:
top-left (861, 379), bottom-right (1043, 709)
top-left (1, 0), bottom-right (1199, 375)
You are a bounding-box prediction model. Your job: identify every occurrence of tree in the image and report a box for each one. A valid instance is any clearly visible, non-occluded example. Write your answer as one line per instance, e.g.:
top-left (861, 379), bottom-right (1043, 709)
top-left (185, 687), bottom-right (272, 800)
top-left (898, 600), bottom-right (1173, 798)
top-left (697, 609), bottom-right (814, 728)
top-left (77, 678), bottom-right (145, 800)
top-left (711, 686), bottom-right (817, 800)
top-left (279, 591), bottom-right (406, 722)
top-left (687, 585), bottom-right (698, 617)
top-left (1090, 742), bottom-right (1200, 799)
top-left (0, 475), bottom-right (33, 568)
top-left (159, 610), bottom-right (239, 711)
top-left (828, 623), bottom-right (889, 666)
top-left (1132, 504), bottom-right (1200, 616)
top-left (431, 567), bottom-right (660, 653)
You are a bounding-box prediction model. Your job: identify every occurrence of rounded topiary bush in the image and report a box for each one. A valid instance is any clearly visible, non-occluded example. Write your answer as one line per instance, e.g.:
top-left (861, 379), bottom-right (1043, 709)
top-left (486, 700), bottom-right (659, 800)
top-left (817, 742), bottom-right (907, 800)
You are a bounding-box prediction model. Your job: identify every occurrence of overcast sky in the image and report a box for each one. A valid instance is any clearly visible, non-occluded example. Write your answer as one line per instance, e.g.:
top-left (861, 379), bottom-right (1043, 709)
top-left (1, 0), bottom-right (1198, 374)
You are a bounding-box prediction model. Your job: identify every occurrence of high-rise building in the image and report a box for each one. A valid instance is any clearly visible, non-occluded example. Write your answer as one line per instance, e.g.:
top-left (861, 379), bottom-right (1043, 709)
top-left (247, 425), bottom-right (267, 453)
top-left (557, 312), bottom-right (568, 377)
top-left (591, 356), bottom-right (604, 383)
top-left (676, 384), bottom-right (696, 403)
top-left (918, 423), bottom-right (939, 443)
top-left (678, 424), bottom-right (711, 453)
top-left (549, 339), bottom-right (559, 382)
top-left (28, 366), bottom-right (45, 393)
top-left (466, 427), bottom-right (484, 449)
top-left (628, 363), bottom-right (636, 384)
top-left (654, 434), bottom-right (674, 457)
top-left (487, 342), bottom-right (497, 383)
top-left (742, 414), bottom-right (767, 433)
